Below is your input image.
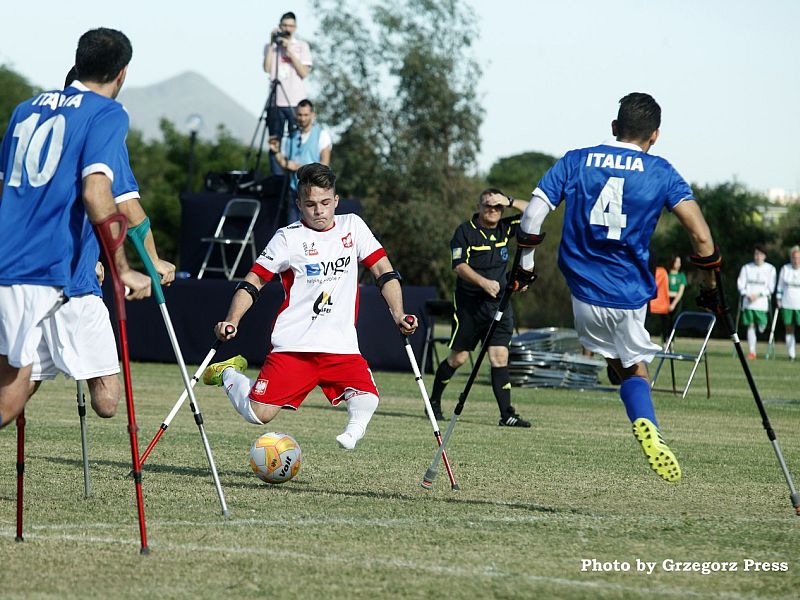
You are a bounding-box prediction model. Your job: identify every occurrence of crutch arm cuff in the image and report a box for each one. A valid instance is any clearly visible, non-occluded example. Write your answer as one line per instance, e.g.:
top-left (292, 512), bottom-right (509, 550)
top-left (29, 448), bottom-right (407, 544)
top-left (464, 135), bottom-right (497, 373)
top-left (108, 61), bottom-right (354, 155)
top-left (690, 245), bottom-right (722, 271)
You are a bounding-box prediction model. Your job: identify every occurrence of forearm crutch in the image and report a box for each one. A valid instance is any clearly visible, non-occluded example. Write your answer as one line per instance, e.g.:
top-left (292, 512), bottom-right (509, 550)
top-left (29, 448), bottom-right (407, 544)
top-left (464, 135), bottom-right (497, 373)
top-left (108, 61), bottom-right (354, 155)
top-left (715, 270), bottom-right (800, 515)
top-left (127, 219), bottom-right (229, 517)
top-left (765, 306), bottom-right (779, 360)
top-left (95, 213), bottom-right (149, 554)
top-left (15, 411), bottom-right (25, 542)
top-left (76, 381), bottom-right (92, 498)
top-left (139, 332), bottom-right (231, 466)
top-left (400, 322), bottom-right (458, 491)
top-left (423, 249), bottom-right (521, 489)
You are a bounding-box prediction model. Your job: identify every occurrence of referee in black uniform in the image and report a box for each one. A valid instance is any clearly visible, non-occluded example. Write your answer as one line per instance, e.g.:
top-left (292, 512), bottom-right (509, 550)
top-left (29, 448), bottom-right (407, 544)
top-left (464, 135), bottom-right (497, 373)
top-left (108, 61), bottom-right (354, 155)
top-left (429, 188), bottom-right (531, 427)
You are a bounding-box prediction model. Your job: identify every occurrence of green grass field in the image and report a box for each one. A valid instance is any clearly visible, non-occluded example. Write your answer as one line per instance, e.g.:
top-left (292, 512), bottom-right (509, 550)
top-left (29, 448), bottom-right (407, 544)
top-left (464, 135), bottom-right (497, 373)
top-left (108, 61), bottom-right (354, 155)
top-left (2, 339), bottom-right (799, 599)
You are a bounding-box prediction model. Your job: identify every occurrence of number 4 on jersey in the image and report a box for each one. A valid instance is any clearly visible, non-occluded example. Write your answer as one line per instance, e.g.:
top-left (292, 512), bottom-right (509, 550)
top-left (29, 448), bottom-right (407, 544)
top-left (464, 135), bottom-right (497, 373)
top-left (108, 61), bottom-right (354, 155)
top-left (589, 176), bottom-right (627, 240)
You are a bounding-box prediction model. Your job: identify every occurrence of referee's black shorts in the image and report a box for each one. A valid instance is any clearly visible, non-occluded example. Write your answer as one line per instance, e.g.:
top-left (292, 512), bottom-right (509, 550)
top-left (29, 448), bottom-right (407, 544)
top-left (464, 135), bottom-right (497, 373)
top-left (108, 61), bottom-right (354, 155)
top-left (449, 292), bottom-right (514, 352)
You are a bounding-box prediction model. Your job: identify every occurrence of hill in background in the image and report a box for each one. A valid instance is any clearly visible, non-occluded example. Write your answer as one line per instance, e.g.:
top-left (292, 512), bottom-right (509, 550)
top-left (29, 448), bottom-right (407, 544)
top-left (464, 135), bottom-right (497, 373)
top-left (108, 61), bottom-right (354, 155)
top-left (118, 71), bottom-right (257, 143)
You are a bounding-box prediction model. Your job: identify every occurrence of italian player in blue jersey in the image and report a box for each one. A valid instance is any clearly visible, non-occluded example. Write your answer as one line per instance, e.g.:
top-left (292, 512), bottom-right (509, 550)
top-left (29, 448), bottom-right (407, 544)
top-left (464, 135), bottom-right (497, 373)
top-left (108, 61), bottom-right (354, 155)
top-left (511, 93), bottom-right (722, 482)
top-left (25, 67), bottom-right (175, 419)
top-left (0, 28), bottom-right (152, 430)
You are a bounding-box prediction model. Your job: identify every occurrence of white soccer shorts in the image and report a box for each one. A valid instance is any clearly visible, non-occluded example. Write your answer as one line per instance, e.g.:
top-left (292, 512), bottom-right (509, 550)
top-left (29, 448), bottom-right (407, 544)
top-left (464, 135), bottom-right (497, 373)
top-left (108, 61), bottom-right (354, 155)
top-left (572, 297), bottom-right (661, 368)
top-left (0, 284), bottom-right (64, 368)
top-left (30, 294), bottom-right (120, 381)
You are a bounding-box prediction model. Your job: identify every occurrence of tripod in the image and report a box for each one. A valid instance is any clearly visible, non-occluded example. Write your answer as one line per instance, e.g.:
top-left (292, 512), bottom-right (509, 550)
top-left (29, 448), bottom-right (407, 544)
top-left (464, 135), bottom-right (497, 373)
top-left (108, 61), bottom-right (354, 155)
top-left (244, 40), bottom-right (298, 228)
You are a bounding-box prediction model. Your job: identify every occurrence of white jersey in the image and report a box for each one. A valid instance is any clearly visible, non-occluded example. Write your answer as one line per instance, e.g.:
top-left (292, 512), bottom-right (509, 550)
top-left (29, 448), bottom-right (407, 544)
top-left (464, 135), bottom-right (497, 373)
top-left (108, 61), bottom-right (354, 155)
top-left (777, 264), bottom-right (800, 310)
top-left (737, 261), bottom-right (776, 312)
top-left (251, 214), bottom-right (386, 353)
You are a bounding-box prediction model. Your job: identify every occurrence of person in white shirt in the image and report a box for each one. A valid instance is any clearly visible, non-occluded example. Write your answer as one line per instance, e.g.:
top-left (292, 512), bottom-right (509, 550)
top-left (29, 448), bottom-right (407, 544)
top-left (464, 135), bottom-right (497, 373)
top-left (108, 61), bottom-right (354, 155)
top-left (263, 11), bottom-right (312, 139)
top-left (737, 246), bottom-right (777, 359)
top-left (203, 163), bottom-right (417, 450)
top-left (776, 245), bottom-right (800, 360)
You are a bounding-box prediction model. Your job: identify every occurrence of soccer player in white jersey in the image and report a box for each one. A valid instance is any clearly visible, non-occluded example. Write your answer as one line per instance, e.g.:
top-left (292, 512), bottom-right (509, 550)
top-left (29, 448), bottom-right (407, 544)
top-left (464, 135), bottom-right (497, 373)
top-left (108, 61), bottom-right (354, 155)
top-left (776, 245), bottom-right (800, 360)
top-left (0, 28), bottom-right (151, 430)
top-left (737, 246), bottom-right (777, 359)
top-left (204, 163), bottom-right (418, 449)
top-left (25, 67), bottom-right (175, 418)
top-left (510, 93), bottom-right (721, 482)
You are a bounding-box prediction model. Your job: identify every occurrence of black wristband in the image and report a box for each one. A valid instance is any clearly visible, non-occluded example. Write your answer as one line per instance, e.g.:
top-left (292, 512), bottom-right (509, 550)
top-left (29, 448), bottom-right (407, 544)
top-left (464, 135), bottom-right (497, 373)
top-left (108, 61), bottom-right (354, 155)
top-left (235, 281), bottom-right (260, 304)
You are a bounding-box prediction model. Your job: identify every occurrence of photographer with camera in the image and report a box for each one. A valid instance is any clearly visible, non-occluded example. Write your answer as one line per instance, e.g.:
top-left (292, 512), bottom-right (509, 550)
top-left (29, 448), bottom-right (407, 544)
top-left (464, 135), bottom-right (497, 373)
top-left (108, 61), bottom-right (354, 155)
top-left (263, 12), bottom-right (312, 141)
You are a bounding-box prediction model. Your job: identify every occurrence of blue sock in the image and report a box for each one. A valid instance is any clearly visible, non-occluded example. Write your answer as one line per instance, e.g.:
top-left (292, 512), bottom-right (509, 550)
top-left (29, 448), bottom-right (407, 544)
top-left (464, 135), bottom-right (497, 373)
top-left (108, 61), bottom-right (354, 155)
top-left (619, 376), bottom-right (658, 428)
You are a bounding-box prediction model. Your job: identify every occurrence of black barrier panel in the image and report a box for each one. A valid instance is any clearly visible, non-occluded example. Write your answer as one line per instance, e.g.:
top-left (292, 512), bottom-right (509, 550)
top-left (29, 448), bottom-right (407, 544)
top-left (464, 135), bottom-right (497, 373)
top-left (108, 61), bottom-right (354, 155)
top-left (101, 278), bottom-right (435, 372)
top-left (179, 191), bottom-right (363, 278)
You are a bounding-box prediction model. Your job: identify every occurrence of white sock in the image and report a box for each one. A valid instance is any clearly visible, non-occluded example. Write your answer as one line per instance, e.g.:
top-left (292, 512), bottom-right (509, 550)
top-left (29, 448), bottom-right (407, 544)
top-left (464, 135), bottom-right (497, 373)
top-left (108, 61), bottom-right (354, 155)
top-left (336, 391), bottom-right (379, 450)
top-left (787, 333), bottom-right (796, 359)
top-left (747, 326), bottom-right (757, 355)
top-left (222, 368), bottom-right (263, 425)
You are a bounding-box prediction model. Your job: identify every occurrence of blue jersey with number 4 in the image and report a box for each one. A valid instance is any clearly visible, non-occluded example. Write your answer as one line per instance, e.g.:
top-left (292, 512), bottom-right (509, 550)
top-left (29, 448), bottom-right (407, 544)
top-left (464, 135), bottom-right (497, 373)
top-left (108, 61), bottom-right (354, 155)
top-left (534, 140), bottom-right (693, 309)
top-left (0, 82), bottom-right (129, 287)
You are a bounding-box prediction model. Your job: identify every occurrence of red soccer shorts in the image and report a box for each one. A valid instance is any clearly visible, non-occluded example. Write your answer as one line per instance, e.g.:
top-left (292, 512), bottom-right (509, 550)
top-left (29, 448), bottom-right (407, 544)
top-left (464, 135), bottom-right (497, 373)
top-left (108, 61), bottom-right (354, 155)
top-left (249, 352), bottom-right (379, 410)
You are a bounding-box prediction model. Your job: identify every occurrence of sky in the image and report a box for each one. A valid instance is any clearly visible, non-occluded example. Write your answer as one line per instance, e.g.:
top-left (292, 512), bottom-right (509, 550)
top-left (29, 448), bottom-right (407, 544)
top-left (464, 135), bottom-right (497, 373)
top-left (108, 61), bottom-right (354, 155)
top-left (2, 0), bottom-right (798, 194)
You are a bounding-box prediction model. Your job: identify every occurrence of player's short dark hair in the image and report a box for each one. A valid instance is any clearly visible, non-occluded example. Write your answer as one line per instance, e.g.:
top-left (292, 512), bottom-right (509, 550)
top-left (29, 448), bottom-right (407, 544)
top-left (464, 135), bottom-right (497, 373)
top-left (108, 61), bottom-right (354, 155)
top-left (297, 163), bottom-right (336, 200)
top-left (479, 188), bottom-right (505, 204)
top-left (616, 93), bottom-right (661, 141)
top-left (754, 245), bottom-right (766, 255)
top-left (297, 99), bottom-right (314, 111)
top-left (281, 12), bottom-right (297, 22)
top-left (64, 66), bottom-right (78, 89)
top-left (75, 28), bottom-right (132, 84)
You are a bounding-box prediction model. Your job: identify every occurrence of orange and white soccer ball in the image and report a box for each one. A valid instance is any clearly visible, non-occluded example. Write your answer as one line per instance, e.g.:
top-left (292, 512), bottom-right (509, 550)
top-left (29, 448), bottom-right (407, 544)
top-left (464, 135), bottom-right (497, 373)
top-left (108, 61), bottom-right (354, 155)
top-left (249, 432), bottom-right (302, 484)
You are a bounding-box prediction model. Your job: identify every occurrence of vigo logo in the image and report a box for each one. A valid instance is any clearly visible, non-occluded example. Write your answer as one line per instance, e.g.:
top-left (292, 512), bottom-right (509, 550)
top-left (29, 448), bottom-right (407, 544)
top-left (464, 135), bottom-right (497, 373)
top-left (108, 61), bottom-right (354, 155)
top-left (305, 256), bottom-right (351, 277)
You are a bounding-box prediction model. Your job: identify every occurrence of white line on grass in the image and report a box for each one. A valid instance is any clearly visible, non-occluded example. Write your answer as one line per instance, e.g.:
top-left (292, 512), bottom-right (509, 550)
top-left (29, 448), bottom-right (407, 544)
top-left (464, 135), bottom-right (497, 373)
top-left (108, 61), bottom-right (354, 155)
top-left (11, 531), bottom-right (726, 598)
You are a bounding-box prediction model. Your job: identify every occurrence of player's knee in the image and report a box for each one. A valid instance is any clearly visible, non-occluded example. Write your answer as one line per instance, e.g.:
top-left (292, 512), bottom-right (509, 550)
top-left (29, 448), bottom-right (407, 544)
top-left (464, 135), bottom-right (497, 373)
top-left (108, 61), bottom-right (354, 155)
top-left (89, 377), bottom-right (121, 418)
top-left (250, 401), bottom-right (279, 424)
top-left (448, 352), bottom-right (469, 369)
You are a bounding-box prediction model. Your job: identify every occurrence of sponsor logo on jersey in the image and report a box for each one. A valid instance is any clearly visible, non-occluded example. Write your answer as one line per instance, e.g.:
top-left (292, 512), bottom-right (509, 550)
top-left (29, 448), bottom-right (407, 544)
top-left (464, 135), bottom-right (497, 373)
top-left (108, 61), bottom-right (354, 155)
top-left (312, 291), bottom-right (334, 318)
top-left (341, 233), bottom-right (353, 248)
top-left (253, 378), bottom-right (269, 395)
top-left (452, 247), bottom-right (463, 260)
top-left (305, 256), bottom-right (351, 278)
top-left (303, 242), bottom-right (319, 256)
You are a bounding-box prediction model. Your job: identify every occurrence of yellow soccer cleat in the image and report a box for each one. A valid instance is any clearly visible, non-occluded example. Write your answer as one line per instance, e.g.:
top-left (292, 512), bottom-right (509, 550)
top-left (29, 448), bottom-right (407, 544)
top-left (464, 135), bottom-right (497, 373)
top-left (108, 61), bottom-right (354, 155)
top-left (203, 355), bottom-right (248, 386)
top-left (632, 418), bottom-right (682, 482)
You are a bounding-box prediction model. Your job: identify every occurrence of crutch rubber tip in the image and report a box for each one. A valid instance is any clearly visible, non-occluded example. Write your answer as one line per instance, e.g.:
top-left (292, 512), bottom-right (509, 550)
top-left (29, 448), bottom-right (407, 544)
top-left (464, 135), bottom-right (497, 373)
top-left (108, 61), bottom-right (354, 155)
top-left (451, 484), bottom-right (460, 491)
top-left (15, 536), bottom-right (24, 542)
top-left (222, 509), bottom-right (231, 518)
top-left (420, 479), bottom-right (433, 490)
top-left (140, 547), bottom-right (151, 555)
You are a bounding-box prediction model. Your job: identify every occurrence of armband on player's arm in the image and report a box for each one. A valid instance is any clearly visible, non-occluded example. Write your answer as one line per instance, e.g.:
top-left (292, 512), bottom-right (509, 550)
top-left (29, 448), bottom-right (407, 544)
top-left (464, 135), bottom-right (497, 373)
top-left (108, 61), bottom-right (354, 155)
top-left (235, 281), bottom-right (261, 304)
top-left (689, 245), bottom-right (722, 271)
top-left (516, 230), bottom-right (546, 248)
top-left (376, 270), bottom-right (402, 291)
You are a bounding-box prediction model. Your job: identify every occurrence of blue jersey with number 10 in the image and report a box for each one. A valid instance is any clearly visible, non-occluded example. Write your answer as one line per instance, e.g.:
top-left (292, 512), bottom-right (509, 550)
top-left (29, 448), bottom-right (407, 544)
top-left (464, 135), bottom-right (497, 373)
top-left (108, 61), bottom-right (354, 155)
top-left (0, 83), bottom-right (129, 287)
top-left (534, 140), bottom-right (693, 309)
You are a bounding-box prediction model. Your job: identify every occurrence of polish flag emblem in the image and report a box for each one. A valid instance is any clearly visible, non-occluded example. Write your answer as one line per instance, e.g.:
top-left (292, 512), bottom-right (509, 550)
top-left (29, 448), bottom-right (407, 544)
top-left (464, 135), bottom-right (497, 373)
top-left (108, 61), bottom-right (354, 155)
top-left (254, 379), bottom-right (269, 395)
top-left (341, 233), bottom-right (353, 248)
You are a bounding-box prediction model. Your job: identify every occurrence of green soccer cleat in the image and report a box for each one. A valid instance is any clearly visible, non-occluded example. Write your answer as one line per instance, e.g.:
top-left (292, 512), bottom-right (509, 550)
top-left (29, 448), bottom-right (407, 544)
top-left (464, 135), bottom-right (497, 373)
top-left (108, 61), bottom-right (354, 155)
top-left (632, 418), bottom-right (682, 482)
top-left (202, 355), bottom-right (248, 386)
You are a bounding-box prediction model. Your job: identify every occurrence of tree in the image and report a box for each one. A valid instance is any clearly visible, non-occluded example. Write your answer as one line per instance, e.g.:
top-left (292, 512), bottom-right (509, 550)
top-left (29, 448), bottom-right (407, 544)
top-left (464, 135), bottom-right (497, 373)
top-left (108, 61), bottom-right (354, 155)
top-left (0, 65), bottom-right (39, 138)
top-left (310, 0), bottom-right (484, 293)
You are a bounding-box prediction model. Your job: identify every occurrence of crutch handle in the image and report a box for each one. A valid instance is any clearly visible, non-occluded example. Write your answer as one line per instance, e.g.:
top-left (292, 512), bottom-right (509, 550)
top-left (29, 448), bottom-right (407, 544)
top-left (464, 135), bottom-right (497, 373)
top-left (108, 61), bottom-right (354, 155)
top-left (94, 213), bottom-right (129, 320)
top-left (127, 218), bottom-right (166, 304)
